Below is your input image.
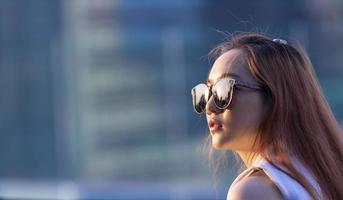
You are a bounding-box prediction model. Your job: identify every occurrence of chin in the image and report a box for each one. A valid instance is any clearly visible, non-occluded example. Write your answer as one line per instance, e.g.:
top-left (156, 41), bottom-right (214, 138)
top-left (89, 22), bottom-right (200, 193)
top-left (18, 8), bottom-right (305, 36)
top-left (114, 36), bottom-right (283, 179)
top-left (212, 144), bottom-right (225, 150)
top-left (211, 135), bottom-right (227, 150)
top-left (211, 134), bottom-right (236, 150)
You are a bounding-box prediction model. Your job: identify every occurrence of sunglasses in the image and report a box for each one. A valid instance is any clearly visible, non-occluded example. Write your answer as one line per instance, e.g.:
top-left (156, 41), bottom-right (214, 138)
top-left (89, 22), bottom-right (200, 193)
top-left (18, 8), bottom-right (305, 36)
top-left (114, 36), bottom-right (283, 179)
top-left (191, 77), bottom-right (265, 114)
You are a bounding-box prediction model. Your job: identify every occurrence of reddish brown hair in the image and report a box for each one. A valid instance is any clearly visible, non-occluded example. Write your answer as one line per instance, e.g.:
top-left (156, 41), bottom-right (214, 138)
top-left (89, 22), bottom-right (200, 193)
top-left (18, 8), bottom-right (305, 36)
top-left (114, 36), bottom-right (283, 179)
top-left (206, 32), bottom-right (343, 200)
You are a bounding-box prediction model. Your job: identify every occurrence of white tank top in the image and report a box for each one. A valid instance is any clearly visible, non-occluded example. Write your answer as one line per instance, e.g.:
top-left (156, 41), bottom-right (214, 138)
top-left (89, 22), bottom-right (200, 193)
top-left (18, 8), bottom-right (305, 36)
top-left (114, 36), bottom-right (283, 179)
top-left (226, 155), bottom-right (323, 200)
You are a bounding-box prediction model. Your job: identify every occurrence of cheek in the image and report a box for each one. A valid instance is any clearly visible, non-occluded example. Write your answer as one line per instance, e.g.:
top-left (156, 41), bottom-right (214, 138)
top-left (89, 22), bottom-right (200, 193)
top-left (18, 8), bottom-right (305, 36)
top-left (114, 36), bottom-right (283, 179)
top-left (224, 93), bottom-right (265, 131)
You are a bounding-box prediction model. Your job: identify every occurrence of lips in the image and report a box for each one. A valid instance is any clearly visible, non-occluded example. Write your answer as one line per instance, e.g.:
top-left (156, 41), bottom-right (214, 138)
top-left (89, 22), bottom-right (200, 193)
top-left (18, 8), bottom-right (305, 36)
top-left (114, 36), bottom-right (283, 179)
top-left (208, 119), bottom-right (223, 132)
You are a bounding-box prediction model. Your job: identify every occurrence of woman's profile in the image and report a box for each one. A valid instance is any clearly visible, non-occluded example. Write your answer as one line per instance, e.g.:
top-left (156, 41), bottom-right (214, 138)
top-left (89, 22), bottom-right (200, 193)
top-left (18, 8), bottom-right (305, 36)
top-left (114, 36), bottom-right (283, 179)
top-left (191, 32), bottom-right (343, 200)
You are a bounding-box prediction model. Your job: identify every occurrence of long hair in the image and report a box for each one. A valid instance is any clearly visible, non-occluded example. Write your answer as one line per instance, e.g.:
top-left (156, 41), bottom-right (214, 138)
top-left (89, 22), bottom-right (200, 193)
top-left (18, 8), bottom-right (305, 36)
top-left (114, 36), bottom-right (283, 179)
top-left (206, 32), bottom-right (343, 200)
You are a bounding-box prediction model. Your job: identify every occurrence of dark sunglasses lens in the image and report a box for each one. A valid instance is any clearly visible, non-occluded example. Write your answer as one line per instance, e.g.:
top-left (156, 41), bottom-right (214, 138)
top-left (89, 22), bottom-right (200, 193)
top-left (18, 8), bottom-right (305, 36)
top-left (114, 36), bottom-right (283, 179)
top-left (192, 84), bottom-right (208, 113)
top-left (212, 79), bottom-right (232, 109)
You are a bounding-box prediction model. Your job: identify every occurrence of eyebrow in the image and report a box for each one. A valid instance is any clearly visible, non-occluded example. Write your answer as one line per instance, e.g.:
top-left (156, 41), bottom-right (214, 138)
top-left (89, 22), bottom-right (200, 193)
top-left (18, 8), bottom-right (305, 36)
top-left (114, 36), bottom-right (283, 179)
top-left (207, 72), bottom-right (241, 85)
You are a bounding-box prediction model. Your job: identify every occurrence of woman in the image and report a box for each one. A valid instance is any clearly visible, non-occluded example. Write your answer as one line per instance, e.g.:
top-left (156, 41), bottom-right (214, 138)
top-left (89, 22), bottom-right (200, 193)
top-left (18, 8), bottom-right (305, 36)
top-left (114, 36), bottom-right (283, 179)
top-left (191, 32), bottom-right (343, 200)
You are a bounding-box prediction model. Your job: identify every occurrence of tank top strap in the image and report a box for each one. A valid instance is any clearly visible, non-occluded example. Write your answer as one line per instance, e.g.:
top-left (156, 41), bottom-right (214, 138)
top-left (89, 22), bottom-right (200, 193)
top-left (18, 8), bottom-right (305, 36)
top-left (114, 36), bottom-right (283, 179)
top-left (226, 164), bottom-right (263, 198)
top-left (251, 155), bottom-right (322, 200)
top-left (227, 155), bottom-right (323, 200)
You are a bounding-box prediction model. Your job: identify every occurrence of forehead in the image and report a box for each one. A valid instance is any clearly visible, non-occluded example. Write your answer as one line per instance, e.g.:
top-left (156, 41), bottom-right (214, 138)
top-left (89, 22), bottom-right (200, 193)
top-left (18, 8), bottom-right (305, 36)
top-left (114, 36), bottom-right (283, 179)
top-left (207, 49), bottom-right (253, 85)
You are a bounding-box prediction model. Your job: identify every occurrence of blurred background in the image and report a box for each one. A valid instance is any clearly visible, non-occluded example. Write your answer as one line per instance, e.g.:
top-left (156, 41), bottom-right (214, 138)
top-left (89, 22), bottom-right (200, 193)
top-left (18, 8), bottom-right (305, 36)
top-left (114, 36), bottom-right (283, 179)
top-left (0, 0), bottom-right (342, 199)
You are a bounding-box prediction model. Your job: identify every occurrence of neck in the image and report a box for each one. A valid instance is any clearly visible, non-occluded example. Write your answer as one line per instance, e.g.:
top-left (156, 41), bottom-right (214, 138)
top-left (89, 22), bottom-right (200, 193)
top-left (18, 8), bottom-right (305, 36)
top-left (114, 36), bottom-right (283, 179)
top-left (236, 151), bottom-right (259, 168)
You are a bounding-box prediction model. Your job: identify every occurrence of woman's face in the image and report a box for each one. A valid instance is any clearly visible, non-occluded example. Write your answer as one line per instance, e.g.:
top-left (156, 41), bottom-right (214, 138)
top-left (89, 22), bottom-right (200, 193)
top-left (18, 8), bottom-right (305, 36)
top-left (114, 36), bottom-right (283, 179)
top-left (206, 49), bottom-right (266, 151)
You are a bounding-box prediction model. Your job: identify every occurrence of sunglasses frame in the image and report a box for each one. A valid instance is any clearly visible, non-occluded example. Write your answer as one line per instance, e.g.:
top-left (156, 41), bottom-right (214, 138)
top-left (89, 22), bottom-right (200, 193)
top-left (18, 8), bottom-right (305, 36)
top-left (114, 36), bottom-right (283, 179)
top-left (191, 77), bottom-right (265, 114)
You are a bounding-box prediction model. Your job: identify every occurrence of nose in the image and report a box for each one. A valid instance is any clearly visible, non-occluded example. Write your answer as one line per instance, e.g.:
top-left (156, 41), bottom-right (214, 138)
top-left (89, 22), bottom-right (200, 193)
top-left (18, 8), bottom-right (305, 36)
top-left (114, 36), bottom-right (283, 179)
top-left (205, 95), bottom-right (222, 115)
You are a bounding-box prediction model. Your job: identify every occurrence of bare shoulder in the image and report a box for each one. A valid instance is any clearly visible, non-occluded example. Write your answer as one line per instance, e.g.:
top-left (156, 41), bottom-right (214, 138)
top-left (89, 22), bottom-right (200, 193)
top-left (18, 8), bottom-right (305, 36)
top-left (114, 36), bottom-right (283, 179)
top-left (227, 170), bottom-right (285, 200)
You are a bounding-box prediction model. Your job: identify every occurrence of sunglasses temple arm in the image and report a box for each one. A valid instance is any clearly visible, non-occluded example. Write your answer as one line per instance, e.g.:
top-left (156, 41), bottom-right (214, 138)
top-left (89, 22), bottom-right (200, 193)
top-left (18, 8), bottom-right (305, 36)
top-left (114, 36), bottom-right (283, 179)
top-left (235, 80), bottom-right (265, 90)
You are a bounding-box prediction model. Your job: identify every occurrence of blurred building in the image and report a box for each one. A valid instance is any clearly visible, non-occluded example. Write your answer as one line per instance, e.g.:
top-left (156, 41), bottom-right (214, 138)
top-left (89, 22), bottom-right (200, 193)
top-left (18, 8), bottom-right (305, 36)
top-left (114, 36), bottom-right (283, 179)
top-left (0, 0), bottom-right (60, 178)
top-left (61, 0), bottom-right (210, 182)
